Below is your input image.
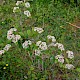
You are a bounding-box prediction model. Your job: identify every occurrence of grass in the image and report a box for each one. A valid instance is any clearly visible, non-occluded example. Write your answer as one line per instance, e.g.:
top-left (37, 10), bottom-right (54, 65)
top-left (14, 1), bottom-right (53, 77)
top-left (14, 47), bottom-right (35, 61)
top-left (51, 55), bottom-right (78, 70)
top-left (0, 0), bottom-right (80, 80)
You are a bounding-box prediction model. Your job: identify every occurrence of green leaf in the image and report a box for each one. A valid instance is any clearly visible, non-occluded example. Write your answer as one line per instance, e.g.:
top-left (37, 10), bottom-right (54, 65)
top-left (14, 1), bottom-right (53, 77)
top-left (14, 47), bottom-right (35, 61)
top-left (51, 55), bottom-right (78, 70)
top-left (27, 71), bottom-right (31, 75)
top-left (27, 30), bottom-right (32, 36)
top-left (30, 66), bottom-right (34, 71)
top-left (50, 56), bottom-right (55, 64)
top-left (32, 74), bottom-right (36, 78)
top-left (19, 32), bottom-right (24, 37)
top-left (76, 68), bottom-right (80, 72)
top-left (65, 58), bottom-right (69, 63)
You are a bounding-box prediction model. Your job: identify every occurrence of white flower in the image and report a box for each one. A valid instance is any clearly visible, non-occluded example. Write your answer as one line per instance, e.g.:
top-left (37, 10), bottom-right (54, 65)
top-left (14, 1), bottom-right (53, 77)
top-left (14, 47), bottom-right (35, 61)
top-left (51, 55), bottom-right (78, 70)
top-left (65, 64), bottom-right (74, 69)
top-left (22, 41), bottom-right (29, 48)
top-left (36, 41), bottom-right (47, 50)
top-left (39, 42), bottom-right (47, 50)
top-left (47, 35), bottom-right (52, 39)
top-left (0, 50), bottom-right (5, 55)
top-left (48, 43), bottom-right (58, 47)
top-left (56, 43), bottom-right (65, 51)
top-left (10, 28), bottom-right (17, 32)
top-left (22, 40), bottom-right (32, 48)
top-left (28, 40), bottom-right (32, 45)
top-left (34, 27), bottom-right (44, 33)
top-left (55, 55), bottom-right (64, 63)
top-left (16, 1), bottom-right (23, 6)
top-left (7, 30), bottom-right (13, 35)
top-left (52, 37), bottom-right (56, 42)
top-left (25, 2), bottom-right (30, 8)
top-left (12, 35), bottom-right (21, 43)
top-left (66, 50), bottom-right (74, 59)
top-left (24, 10), bottom-right (31, 17)
top-left (12, 37), bottom-right (18, 43)
top-left (7, 34), bottom-right (15, 40)
top-left (7, 28), bottom-right (17, 35)
top-left (13, 7), bottom-right (19, 13)
top-left (36, 41), bottom-right (42, 46)
top-left (15, 35), bottom-right (21, 40)
top-left (47, 35), bottom-right (56, 42)
top-left (3, 44), bottom-right (11, 51)
top-left (34, 49), bottom-right (41, 56)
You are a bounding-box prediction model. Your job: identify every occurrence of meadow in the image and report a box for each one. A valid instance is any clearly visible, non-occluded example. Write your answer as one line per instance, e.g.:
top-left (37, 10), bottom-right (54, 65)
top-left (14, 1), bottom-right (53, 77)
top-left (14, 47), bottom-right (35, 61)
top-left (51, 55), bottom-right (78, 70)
top-left (0, 0), bottom-right (80, 80)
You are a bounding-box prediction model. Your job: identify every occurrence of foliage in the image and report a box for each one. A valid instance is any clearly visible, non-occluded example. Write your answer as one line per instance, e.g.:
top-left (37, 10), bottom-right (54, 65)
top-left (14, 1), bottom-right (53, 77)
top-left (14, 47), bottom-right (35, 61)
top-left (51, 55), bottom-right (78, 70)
top-left (0, 0), bottom-right (80, 80)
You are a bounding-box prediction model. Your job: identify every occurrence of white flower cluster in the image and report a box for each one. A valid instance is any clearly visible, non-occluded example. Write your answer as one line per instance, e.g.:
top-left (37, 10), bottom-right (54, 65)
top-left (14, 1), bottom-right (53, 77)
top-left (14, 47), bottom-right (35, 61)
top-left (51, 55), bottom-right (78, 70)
top-left (34, 27), bottom-right (44, 34)
top-left (47, 35), bottom-right (65, 51)
top-left (12, 35), bottom-right (21, 43)
top-left (13, 1), bottom-right (31, 17)
top-left (0, 50), bottom-right (5, 55)
top-left (13, 7), bottom-right (19, 13)
top-left (16, 1), bottom-right (23, 6)
top-left (36, 41), bottom-right (47, 50)
top-left (22, 40), bottom-right (32, 49)
top-left (47, 35), bottom-right (74, 69)
top-left (7, 28), bottom-right (21, 43)
top-left (25, 2), bottom-right (30, 8)
top-left (55, 55), bottom-right (64, 63)
top-left (65, 64), bottom-right (74, 69)
top-left (0, 44), bottom-right (11, 55)
top-left (55, 51), bottom-right (74, 69)
top-left (34, 49), bottom-right (41, 56)
top-left (23, 1), bottom-right (31, 17)
top-left (3, 44), bottom-right (11, 51)
top-left (66, 50), bottom-right (74, 59)
top-left (24, 10), bottom-right (31, 17)
top-left (47, 35), bottom-right (56, 42)
top-left (55, 43), bottom-right (65, 51)
top-left (55, 54), bottom-right (74, 69)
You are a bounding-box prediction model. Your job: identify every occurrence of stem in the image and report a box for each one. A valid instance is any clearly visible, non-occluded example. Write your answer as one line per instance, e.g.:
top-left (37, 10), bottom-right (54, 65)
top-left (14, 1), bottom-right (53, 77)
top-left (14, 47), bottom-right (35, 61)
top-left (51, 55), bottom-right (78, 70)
top-left (42, 57), bottom-right (44, 71)
top-left (66, 22), bottom-right (80, 28)
top-left (38, 59), bottom-right (40, 70)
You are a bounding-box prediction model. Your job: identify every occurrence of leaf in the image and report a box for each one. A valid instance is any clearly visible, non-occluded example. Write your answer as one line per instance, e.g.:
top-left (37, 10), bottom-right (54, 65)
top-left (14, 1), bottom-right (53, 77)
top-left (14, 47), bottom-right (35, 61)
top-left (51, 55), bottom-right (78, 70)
top-left (30, 66), bottom-right (34, 71)
top-left (65, 58), bottom-right (69, 63)
top-left (19, 32), bottom-right (24, 37)
top-left (76, 68), bottom-right (80, 72)
top-left (50, 56), bottom-right (55, 64)
top-left (32, 74), bottom-right (36, 78)
top-left (27, 71), bottom-right (31, 75)
top-left (18, 40), bottom-right (22, 48)
top-left (27, 30), bottom-right (32, 36)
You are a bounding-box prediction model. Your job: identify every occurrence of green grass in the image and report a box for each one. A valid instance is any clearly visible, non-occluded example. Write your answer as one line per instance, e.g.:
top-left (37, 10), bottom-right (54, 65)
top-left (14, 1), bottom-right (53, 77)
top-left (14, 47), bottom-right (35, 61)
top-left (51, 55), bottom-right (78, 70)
top-left (0, 0), bottom-right (80, 80)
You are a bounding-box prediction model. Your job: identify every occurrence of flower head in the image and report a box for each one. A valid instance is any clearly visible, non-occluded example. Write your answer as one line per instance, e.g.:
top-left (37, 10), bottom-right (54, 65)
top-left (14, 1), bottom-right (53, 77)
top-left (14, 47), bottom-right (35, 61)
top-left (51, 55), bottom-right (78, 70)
top-left (0, 50), bottom-right (5, 55)
top-left (36, 41), bottom-right (47, 50)
top-left (39, 42), bottom-right (47, 50)
top-left (47, 35), bottom-right (56, 42)
top-left (3, 44), bottom-right (11, 51)
top-left (13, 7), bottom-right (19, 13)
top-left (34, 49), bottom-right (41, 56)
top-left (55, 43), bottom-right (65, 51)
top-left (36, 41), bottom-right (42, 46)
top-left (66, 50), bottom-right (74, 59)
top-left (34, 27), bottom-right (44, 33)
top-left (55, 55), bottom-right (64, 63)
top-left (24, 10), bottom-right (31, 17)
top-left (65, 64), bottom-right (74, 69)
top-left (7, 34), bottom-right (15, 40)
top-left (22, 40), bottom-right (32, 49)
top-left (12, 35), bottom-right (21, 43)
top-left (22, 41), bottom-right (28, 48)
top-left (16, 1), bottom-right (23, 6)
top-left (25, 2), bottom-right (30, 8)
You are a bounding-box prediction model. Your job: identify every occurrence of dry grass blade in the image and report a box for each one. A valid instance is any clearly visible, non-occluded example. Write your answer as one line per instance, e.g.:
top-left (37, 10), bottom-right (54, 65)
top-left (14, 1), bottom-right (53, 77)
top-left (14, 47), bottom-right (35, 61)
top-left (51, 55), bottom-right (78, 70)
top-left (66, 22), bottom-right (80, 28)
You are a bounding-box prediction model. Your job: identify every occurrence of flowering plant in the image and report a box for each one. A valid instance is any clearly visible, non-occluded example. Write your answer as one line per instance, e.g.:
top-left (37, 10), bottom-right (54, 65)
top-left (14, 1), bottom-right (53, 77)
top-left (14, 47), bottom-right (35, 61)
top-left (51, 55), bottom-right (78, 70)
top-left (0, 0), bottom-right (80, 80)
